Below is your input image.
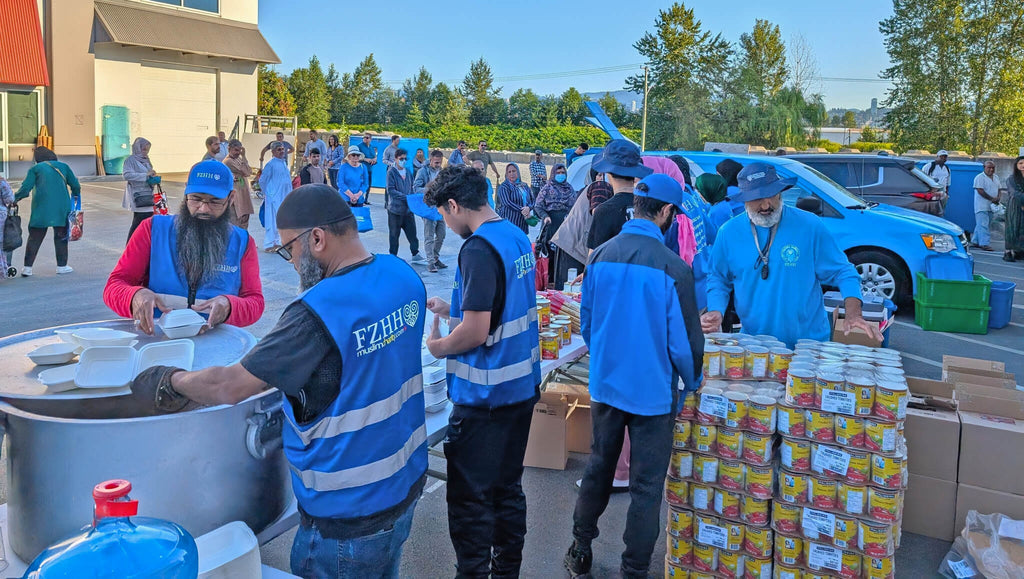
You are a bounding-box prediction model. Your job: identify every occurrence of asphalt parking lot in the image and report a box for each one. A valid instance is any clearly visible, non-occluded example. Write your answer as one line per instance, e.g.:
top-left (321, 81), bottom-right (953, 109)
top-left (1, 178), bottom-right (1020, 575)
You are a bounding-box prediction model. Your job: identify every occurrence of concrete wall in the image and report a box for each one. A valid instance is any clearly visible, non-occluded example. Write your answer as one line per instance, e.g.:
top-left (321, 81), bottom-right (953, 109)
top-left (219, 0), bottom-right (258, 24)
top-left (46, 0), bottom-right (98, 174)
top-left (218, 64), bottom-right (258, 135)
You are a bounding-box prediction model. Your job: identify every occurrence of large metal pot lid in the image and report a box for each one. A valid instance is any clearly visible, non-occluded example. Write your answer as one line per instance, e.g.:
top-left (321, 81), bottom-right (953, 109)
top-left (0, 320), bottom-right (260, 420)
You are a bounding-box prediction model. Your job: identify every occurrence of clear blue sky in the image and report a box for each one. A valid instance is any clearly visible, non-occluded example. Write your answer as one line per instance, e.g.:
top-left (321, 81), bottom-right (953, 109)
top-left (258, 1), bottom-right (893, 110)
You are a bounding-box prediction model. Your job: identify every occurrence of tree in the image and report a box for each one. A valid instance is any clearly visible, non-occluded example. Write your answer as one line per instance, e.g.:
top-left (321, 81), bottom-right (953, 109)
top-left (257, 64), bottom-right (295, 117)
top-left (557, 87), bottom-right (587, 125)
top-left (405, 101), bottom-right (427, 131)
top-left (841, 111), bottom-right (857, 128)
top-left (536, 97), bottom-right (560, 127)
top-left (348, 55), bottom-right (386, 124)
top-left (401, 67), bottom-right (434, 112)
top-left (427, 82), bottom-right (469, 126)
top-left (461, 58), bottom-right (504, 125)
top-left (860, 125), bottom-right (879, 142)
top-left (287, 56), bottom-right (330, 128)
top-left (508, 88), bottom-right (543, 127)
top-left (737, 19), bottom-right (789, 105)
top-left (787, 33), bottom-right (820, 94)
top-left (597, 92), bottom-right (635, 129)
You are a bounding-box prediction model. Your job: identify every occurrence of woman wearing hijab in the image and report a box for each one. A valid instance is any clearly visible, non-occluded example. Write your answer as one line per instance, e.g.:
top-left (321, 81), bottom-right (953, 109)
top-left (224, 139), bottom-right (255, 229)
top-left (14, 147), bottom-right (81, 276)
top-left (1004, 156), bottom-right (1024, 262)
top-left (0, 174), bottom-right (15, 278)
top-left (496, 163), bottom-right (532, 233)
top-left (708, 158), bottom-right (746, 230)
top-left (534, 164), bottom-right (578, 244)
top-left (122, 137), bottom-right (158, 241)
top-left (695, 173), bottom-right (728, 205)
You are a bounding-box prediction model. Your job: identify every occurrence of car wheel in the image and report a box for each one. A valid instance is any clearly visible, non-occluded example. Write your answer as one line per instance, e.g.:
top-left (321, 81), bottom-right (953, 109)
top-left (848, 250), bottom-right (908, 303)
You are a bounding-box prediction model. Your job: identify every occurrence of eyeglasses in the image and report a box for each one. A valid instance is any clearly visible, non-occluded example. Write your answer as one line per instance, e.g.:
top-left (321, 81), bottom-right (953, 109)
top-left (277, 228), bottom-right (313, 262)
top-left (186, 195), bottom-right (228, 208)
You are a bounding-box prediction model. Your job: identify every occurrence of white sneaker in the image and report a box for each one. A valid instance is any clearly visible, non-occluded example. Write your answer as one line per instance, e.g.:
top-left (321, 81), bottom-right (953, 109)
top-left (410, 254), bottom-right (427, 264)
top-left (56, 266), bottom-right (74, 275)
top-left (21, 266), bottom-right (32, 277)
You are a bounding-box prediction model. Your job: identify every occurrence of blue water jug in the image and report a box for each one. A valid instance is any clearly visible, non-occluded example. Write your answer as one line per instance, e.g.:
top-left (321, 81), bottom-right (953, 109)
top-left (23, 479), bottom-right (199, 578)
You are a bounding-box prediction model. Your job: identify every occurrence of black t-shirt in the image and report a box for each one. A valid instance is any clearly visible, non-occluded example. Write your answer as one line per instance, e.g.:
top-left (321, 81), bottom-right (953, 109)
top-left (458, 236), bottom-right (505, 334)
top-left (587, 192), bottom-right (635, 250)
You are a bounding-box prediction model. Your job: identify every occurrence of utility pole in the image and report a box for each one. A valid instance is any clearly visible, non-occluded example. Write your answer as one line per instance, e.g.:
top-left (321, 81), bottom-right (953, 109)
top-left (641, 65), bottom-right (649, 152)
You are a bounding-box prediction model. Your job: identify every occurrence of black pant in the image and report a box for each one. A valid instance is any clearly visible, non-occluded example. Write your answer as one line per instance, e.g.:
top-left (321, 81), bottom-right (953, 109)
top-left (387, 211), bottom-right (419, 257)
top-left (24, 226), bottom-right (69, 267)
top-left (573, 402), bottom-right (675, 578)
top-left (445, 393), bottom-right (539, 578)
top-left (328, 168), bottom-right (339, 190)
top-left (127, 211), bottom-right (151, 243)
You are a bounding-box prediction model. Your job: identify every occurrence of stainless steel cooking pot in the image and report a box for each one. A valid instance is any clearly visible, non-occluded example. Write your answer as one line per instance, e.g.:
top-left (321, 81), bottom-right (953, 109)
top-left (0, 322), bottom-right (290, 562)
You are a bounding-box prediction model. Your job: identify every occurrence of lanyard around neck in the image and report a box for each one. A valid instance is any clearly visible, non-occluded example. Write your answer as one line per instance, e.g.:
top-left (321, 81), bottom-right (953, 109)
top-left (750, 220), bottom-right (778, 280)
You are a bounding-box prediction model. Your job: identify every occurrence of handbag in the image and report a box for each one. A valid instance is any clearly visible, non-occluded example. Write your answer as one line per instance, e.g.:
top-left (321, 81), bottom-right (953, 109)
top-left (258, 201), bottom-right (266, 228)
top-left (3, 204), bottom-right (22, 252)
top-left (522, 186), bottom-right (539, 227)
top-left (67, 197), bottom-right (84, 242)
top-left (351, 205), bottom-right (373, 232)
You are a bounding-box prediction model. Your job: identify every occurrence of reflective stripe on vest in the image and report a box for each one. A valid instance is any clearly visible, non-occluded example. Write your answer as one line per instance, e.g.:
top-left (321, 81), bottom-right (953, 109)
top-left (447, 346), bottom-right (541, 385)
top-left (289, 424), bottom-right (427, 492)
top-left (484, 307), bottom-right (538, 347)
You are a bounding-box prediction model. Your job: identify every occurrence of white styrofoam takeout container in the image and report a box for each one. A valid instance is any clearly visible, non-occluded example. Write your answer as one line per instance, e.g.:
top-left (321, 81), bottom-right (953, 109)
top-left (158, 310), bottom-right (207, 339)
top-left (196, 521), bottom-right (261, 579)
top-left (26, 343), bottom-right (80, 365)
top-left (36, 364), bottom-right (79, 392)
top-left (71, 328), bottom-right (139, 348)
top-left (75, 340), bottom-right (195, 389)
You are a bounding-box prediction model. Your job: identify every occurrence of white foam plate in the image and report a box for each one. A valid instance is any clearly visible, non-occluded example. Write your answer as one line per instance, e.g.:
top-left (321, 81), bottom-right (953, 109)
top-left (137, 340), bottom-right (195, 373)
top-left (159, 309), bottom-right (206, 329)
top-left (26, 343), bottom-right (80, 365)
top-left (425, 399), bottom-right (448, 413)
top-left (37, 364), bottom-right (79, 392)
top-left (75, 346), bottom-right (138, 389)
top-left (421, 348), bottom-right (437, 367)
top-left (72, 328), bottom-right (139, 348)
top-left (54, 330), bottom-right (79, 344)
top-left (424, 364), bottom-right (446, 385)
top-left (160, 322), bottom-right (205, 339)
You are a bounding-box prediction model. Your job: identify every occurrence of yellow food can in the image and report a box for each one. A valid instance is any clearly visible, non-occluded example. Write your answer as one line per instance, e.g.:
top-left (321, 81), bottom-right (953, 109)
top-left (837, 482), bottom-right (867, 515)
top-left (744, 463), bottom-right (774, 499)
top-left (769, 347), bottom-right (794, 381)
top-left (741, 495), bottom-right (770, 527)
top-left (722, 346), bottom-right (746, 379)
top-left (775, 534), bottom-right (803, 567)
top-left (867, 487), bottom-right (900, 523)
top-left (692, 542), bottom-right (718, 573)
top-left (667, 535), bottom-right (694, 566)
top-left (671, 450), bottom-right (694, 479)
top-left (665, 476), bottom-right (689, 507)
top-left (704, 345), bottom-right (723, 378)
top-left (808, 475), bottom-right (838, 510)
top-left (845, 376), bottom-right (875, 416)
top-left (786, 368), bottom-right (816, 407)
top-left (743, 432), bottom-right (773, 465)
top-left (773, 502), bottom-right (802, 535)
top-left (777, 404), bottom-right (807, 438)
top-left (540, 332), bottom-right (559, 360)
top-left (747, 395), bottom-right (777, 434)
top-left (717, 549), bottom-right (742, 576)
top-left (833, 515), bottom-right (858, 549)
top-left (873, 381), bottom-right (908, 421)
top-left (773, 564), bottom-right (802, 579)
top-left (746, 345), bottom-right (770, 379)
top-left (690, 483), bottom-right (713, 512)
top-left (718, 459), bottom-right (745, 491)
top-left (744, 557), bottom-right (772, 579)
top-left (846, 449), bottom-right (871, 485)
top-left (864, 419), bottom-right (898, 453)
top-left (724, 392), bottom-right (749, 429)
top-left (858, 521), bottom-right (894, 558)
top-left (668, 506), bottom-right (694, 540)
top-left (680, 390), bottom-right (698, 419)
top-left (713, 489), bottom-right (741, 519)
top-left (536, 297), bottom-right (551, 328)
top-left (693, 424), bottom-right (717, 453)
top-left (804, 409), bottom-right (835, 443)
top-left (814, 372), bottom-right (845, 407)
top-left (871, 453), bottom-right (903, 489)
top-left (834, 415), bottom-right (865, 447)
top-left (674, 419), bottom-right (692, 450)
top-left (716, 427), bottom-right (744, 460)
top-left (840, 549), bottom-right (863, 578)
top-left (780, 437), bottom-right (811, 472)
top-left (864, 554), bottom-right (894, 579)
top-left (694, 454), bottom-right (719, 484)
top-left (744, 526), bottom-right (773, 558)
top-left (725, 520), bottom-right (745, 552)
top-left (665, 556), bottom-right (689, 578)
top-left (780, 470), bottom-right (808, 504)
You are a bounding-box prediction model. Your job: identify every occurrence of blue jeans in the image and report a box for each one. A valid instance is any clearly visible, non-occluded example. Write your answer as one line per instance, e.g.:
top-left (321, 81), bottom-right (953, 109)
top-left (975, 210), bottom-right (991, 246)
top-left (289, 498), bottom-right (418, 579)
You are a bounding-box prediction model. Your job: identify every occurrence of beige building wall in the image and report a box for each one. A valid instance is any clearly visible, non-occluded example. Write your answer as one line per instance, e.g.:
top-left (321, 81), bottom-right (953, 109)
top-left (44, 0), bottom-right (97, 172)
top-left (220, 0), bottom-right (258, 24)
top-left (219, 66), bottom-right (258, 135)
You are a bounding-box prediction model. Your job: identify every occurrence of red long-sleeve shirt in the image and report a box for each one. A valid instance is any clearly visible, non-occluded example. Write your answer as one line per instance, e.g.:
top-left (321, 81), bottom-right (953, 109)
top-left (103, 218), bottom-right (265, 327)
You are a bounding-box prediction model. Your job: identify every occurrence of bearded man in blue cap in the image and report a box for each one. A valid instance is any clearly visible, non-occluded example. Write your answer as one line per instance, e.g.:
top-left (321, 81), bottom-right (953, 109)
top-left (701, 162), bottom-right (882, 347)
top-left (566, 173), bottom-right (704, 579)
top-left (105, 160), bottom-right (263, 335)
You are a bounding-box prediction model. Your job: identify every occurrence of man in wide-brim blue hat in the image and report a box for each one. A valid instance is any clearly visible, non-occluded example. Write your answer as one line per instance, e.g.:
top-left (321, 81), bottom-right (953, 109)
top-left (701, 162), bottom-right (883, 347)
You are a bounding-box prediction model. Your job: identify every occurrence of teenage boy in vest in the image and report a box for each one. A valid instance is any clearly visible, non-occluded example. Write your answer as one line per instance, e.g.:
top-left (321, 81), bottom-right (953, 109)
top-left (132, 184), bottom-right (428, 578)
top-left (104, 160), bottom-right (264, 335)
top-left (423, 165), bottom-right (541, 578)
top-left (566, 174), bottom-right (704, 579)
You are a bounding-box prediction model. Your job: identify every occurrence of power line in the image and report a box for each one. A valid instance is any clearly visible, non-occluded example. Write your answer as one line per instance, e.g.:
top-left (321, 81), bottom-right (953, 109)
top-left (383, 63), bottom-right (644, 86)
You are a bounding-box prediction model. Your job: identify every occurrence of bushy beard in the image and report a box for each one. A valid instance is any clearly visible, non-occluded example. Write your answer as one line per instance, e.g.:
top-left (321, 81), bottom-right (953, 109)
top-left (298, 236), bottom-right (326, 291)
top-left (176, 200), bottom-right (231, 291)
top-left (747, 204), bottom-right (783, 228)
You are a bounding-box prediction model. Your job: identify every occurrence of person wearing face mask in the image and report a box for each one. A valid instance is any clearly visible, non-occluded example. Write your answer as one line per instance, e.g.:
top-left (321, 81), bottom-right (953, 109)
top-left (131, 185), bottom-right (427, 578)
top-left (702, 162), bottom-right (882, 347)
top-left (422, 165), bottom-right (541, 579)
top-left (565, 174), bottom-right (703, 579)
top-left (534, 163), bottom-right (579, 286)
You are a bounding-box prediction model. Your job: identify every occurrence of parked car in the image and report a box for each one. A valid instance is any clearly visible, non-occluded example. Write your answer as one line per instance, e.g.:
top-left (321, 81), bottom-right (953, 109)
top-left (788, 154), bottom-right (944, 216)
top-left (675, 152), bottom-right (972, 304)
top-left (915, 160), bottom-right (985, 236)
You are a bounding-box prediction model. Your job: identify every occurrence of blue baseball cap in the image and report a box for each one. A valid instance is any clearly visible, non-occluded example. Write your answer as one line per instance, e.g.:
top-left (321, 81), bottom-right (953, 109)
top-left (592, 139), bottom-right (653, 179)
top-left (634, 173), bottom-right (684, 210)
top-left (733, 162), bottom-right (797, 203)
top-left (183, 160), bottom-right (233, 199)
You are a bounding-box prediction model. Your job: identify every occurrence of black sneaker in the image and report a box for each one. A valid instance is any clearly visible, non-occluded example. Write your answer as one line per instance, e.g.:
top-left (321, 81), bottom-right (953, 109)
top-left (564, 541), bottom-right (592, 577)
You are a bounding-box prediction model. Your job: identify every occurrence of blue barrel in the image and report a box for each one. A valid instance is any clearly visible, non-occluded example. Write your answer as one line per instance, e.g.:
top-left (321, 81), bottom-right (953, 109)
top-left (988, 281), bottom-right (1016, 329)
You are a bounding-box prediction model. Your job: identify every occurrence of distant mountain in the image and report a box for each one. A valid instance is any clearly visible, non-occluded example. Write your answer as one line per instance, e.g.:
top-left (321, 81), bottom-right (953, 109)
top-left (583, 90), bottom-right (643, 112)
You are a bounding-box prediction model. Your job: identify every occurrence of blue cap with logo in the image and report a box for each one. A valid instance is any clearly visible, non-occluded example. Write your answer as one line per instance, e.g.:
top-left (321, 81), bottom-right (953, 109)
top-left (184, 160), bottom-right (233, 199)
top-left (734, 162), bottom-right (797, 203)
top-left (634, 173), bottom-right (684, 210)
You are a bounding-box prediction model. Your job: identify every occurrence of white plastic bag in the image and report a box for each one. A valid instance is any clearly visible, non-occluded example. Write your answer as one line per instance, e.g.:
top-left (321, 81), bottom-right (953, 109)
top-left (960, 510), bottom-right (1024, 579)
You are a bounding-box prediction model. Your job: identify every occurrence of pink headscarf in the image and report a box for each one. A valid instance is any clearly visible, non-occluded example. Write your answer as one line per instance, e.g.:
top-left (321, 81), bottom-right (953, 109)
top-left (642, 156), bottom-right (686, 188)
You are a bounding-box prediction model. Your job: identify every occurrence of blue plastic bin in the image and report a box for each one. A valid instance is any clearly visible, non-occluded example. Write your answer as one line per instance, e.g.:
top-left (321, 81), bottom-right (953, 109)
top-left (988, 281), bottom-right (1017, 329)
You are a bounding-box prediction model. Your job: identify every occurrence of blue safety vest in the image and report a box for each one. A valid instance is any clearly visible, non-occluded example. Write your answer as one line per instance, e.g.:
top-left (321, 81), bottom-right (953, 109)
top-left (284, 255), bottom-right (428, 519)
top-left (148, 214), bottom-right (247, 306)
top-left (448, 220), bottom-right (541, 408)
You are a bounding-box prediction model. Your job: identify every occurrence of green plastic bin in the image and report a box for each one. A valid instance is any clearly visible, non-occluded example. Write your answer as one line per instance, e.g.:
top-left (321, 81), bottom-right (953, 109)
top-left (915, 272), bottom-right (992, 306)
top-left (914, 296), bottom-right (991, 334)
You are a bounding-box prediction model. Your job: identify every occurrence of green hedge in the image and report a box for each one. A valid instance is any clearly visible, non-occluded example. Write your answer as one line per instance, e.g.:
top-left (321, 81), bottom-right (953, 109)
top-left (323, 123), bottom-right (640, 153)
top-left (805, 139), bottom-right (842, 153)
top-left (845, 142), bottom-right (896, 153)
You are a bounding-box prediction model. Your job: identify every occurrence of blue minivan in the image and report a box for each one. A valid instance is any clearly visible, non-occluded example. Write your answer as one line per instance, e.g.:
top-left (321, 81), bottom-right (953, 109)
top-left (675, 152), bottom-right (973, 304)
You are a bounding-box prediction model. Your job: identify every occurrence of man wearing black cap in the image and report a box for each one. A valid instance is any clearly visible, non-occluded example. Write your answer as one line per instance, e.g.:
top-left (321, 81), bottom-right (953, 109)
top-left (565, 174), bottom-right (703, 579)
top-left (132, 184), bottom-right (428, 578)
top-left (586, 139), bottom-right (654, 254)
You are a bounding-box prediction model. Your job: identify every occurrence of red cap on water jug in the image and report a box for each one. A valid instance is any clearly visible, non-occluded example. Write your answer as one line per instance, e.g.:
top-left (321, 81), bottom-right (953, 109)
top-left (93, 479), bottom-right (139, 518)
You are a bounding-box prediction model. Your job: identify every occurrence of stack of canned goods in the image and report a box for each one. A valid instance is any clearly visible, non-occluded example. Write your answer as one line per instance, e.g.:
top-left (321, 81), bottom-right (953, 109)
top-left (704, 333), bottom-right (795, 382)
top-left (769, 340), bottom-right (907, 578)
top-left (537, 293), bottom-right (576, 360)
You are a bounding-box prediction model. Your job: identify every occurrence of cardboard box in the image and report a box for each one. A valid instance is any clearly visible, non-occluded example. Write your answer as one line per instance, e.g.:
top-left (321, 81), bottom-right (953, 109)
top-left (905, 406), bottom-right (960, 480)
top-left (524, 392), bottom-right (569, 470)
top-left (544, 382), bottom-right (592, 454)
top-left (830, 309), bottom-right (884, 348)
top-left (904, 474), bottom-right (958, 541)
top-left (958, 406), bottom-right (1024, 495)
top-left (955, 483), bottom-right (1024, 536)
top-left (907, 376), bottom-right (955, 400)
top-left (942, 355), bottom-right (1005, 379)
